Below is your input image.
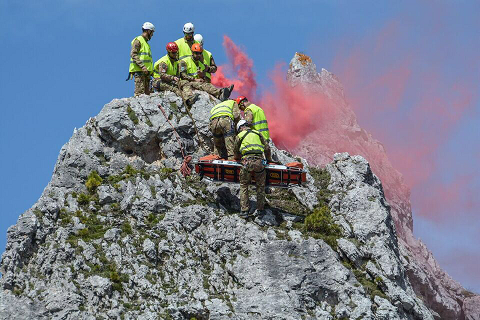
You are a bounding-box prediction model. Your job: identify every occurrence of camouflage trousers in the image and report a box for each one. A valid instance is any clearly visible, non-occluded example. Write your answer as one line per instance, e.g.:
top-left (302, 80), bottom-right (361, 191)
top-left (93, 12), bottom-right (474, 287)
top-left (184, 81), bottom-right (222, 100)
top-left (240, 156), bottom-right (266, 212)
top-left (209, 117), bottom-right (235, 159)
top-left (133, 73), bottom-right (151, 96)
top-left (152, 79), bottom-right (189, 101)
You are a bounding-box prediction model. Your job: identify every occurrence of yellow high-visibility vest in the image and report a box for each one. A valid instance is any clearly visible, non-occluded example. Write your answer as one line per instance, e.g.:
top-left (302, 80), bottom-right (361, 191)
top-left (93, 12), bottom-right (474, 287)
top-left (153, 55), bottom-right (178, 78)
top-left (129, 36), bottom-right (153, 72)
top-left (181, 56), bottom-right (205, 78)
top-left (175, 37), bottom-right (198, 60)
top-left (203, 49), bottom-right (212, 81)
top-left (210, 100), bottom-right (235, 120)
top-left (245, 104), bottom-right (270, 140)
top-left (237, 129), bottom-right (264, 156)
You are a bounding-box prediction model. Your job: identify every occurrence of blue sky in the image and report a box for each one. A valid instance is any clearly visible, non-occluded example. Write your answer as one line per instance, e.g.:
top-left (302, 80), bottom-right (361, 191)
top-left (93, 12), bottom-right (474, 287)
top-left (1, 1), bottom-right (479, 292)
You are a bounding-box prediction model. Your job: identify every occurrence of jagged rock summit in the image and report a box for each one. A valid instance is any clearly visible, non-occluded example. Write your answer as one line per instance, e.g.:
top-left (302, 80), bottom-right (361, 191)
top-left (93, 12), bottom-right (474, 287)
top-left (288, 52), bottom-right (480, 319)
top-left (0, 53), bottom-right (477, 319)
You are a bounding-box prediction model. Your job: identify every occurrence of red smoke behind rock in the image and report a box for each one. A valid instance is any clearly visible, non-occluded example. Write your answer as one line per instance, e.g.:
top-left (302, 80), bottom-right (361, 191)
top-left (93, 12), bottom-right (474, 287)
top-left (211, 36), bottom-right (257, 100)
top-left (216, 27), bottom-right (479, 223)
top-left (259, 64), bottom-right (337, 149)
top-left (331, 17), bottom-right (479, 221)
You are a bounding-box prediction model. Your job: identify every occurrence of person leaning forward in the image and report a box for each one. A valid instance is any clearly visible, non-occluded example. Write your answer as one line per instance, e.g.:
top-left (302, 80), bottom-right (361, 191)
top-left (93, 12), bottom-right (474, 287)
top-left (234, 120), bottom-right (273, 217)
top-left (175, 22), bottom-right (197, 60)
top-left (152, 42), bottom-right (199, 107)
top-left (128, 22), bottom-right (155, 96)
top-left (179, 43), bottom-right (234, 103)
top-left (209, 99), bottom-right (241, 159)
top-left (235, 96), bottom-right (270, 141)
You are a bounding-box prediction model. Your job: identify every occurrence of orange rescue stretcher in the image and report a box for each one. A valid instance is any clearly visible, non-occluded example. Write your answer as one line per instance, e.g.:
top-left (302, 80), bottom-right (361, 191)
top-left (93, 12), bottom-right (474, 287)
top-left (194, 155), bottom-right (307, 188)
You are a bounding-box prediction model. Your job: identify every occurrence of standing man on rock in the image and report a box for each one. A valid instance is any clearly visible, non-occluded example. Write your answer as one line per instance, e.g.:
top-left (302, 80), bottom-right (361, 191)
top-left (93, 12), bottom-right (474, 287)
top-left (128, 22), bottom-right (155, 96)
top-left (193, 34), bottom-right (217, 83)
top-left (234, 120), bottom-right (273, 217)
top-left (175, 22), bottom-right (197, 60)
top-left (235, 96), bottom-right (270, 141)
top-left (179, 43), bottom-right (234, 103)
top-left (209, 99), bottom-right (241, 159)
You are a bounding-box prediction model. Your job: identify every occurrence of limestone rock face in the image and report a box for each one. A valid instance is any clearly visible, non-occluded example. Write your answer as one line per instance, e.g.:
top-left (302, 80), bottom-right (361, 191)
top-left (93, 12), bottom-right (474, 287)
top-left (287, 52), bottom-right (480, 319)
top-left (0, 54), bottom-right (472, 319)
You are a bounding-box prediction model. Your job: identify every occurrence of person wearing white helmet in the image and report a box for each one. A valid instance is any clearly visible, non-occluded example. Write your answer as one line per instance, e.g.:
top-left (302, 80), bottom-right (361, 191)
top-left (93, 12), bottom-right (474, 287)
top-left (234, 119), bottom-right (272, 218)
top-left (175, 22), bottom-right (198, 60)
top-left (193, 34), bottom-right (217, 83)
top-left (128, 22), bottom-right (155, 96)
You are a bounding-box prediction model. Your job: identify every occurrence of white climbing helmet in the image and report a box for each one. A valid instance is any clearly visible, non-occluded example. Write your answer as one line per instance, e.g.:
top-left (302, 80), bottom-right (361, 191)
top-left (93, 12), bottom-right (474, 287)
top-left (142, 22), bottom-right (155, 31)
top-left (194, 34), bottom-right (204, 45)
top-left (183, 22), bottom-right (194, 33)
top-left (237, 120), bottom-right (247, 131)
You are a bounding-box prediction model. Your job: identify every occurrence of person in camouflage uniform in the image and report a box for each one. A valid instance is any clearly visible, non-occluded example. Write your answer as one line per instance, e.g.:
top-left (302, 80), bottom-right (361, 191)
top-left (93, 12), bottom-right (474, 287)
top-left (152, 42), bottom-right (199, 107)
top-left (235, 96), bottom-right (270, 142)
top-left (234, 120), bottom-right (273, 217)
top-left (128, 22), bottom-right (155, 96)
top-left (179, 43), bottom-right (234, 103)
top-left (209, 99), bottom-right (241, 159)
top-left (193, 34), bottom-right (217, 83)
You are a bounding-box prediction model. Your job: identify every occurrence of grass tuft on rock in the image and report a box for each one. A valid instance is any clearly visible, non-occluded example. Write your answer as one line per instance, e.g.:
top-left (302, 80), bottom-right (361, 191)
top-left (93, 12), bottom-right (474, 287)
top-left (304, 205), bottom-right (342, 250)
top-left (309, 167), bottom-right (334, 207)
top-left (127, 106), bottom-right (139, 124)
top-left (86, 171), bottom-right (103, 193)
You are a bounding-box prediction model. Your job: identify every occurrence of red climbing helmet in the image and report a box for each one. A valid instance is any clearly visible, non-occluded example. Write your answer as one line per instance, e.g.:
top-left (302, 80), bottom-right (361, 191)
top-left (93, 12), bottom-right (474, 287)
top-left (166, 42), bottom-right (179, 53)
top-left (235, 96), bottom-right (247, 105)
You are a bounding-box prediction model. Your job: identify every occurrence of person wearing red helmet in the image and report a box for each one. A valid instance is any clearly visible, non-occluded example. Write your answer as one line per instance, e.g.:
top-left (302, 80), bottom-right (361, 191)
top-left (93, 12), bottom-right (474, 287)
top-left (152, 42), bottom-right (200, 107)
top-left (179, 43), bottom-right (234, 104)
top-left (235, 96), bottom-right (270, 141)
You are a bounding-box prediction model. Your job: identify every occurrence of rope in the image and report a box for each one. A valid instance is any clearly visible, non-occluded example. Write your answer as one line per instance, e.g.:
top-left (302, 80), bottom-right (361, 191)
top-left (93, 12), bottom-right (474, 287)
top-left (158, 104), bottom-right (192, 177)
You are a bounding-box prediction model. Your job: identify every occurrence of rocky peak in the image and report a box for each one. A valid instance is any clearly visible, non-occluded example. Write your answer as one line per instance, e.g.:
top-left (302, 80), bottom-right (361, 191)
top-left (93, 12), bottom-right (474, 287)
top-left (287, 53), bottom-right (480, 320)
top-left (0, 53), bottom-right (477, 319)
top-left (1, 86), bottom-right (437, 319)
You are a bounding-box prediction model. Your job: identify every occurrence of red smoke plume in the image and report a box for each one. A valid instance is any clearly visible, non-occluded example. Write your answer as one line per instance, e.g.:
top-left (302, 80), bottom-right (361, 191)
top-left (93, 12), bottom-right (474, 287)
top-left (211, 36), bottom-right (257, 100)
top-left (331, 17), bottom-right (479, 221)
top-left (260, 64), bottom-right (337, 149)
top-left (216, 28), bottom-right (479, 223)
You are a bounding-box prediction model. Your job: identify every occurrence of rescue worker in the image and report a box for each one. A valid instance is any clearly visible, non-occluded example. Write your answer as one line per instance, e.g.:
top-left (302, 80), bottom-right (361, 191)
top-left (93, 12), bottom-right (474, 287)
top-left (234, 120), bottom-right (273, 217)
top-left (152, 42), bottom-right (199, 107)
top-left (193, 34), bottom-right (217, 83)
top-left (175, 22), bottom-right (197, 60)
top-left (209, 99), bottom-right (241, 159)
top-left (180, 43), bottom-right (234, 102)
top-left (235, 96), bottom-right (270, 141)
top-left (128, 22), bottom-right (155, 96)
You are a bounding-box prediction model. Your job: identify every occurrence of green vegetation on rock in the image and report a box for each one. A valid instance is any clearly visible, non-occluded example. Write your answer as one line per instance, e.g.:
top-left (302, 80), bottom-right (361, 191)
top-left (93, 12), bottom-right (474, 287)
top-left (127, 106), bottom-right (139, 124)
top-left (304, 205), bottom-right (342, 250)
top-left (86, 170), bottom-right (103, 193)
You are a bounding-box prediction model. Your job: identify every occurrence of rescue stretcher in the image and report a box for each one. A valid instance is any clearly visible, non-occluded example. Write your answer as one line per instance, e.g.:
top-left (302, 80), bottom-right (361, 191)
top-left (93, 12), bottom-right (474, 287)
top-left (194, 155), bottom-right (307, 188)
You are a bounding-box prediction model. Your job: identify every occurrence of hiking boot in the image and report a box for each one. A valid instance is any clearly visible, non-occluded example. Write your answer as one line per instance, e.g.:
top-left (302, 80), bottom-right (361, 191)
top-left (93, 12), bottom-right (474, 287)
top-left (219, 88), bottom-right (228, 102)
top-left (224, 84), bottom-right (234, 100)
top-left (186, 93), bottom-right (200, 108)
top-left (219, 84), bottom-right (234, 101)
top-left (239, 210), bottom-right (250, 218)
top-left (254, 209), bottom-right (266, 218)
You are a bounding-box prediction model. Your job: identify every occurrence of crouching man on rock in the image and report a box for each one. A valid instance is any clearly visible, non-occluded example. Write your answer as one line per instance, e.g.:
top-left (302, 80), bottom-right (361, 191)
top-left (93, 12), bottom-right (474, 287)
top-left (152, 42), bottom-right (198, 108)
top-left (234, 120), bottom-right (273, 218)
